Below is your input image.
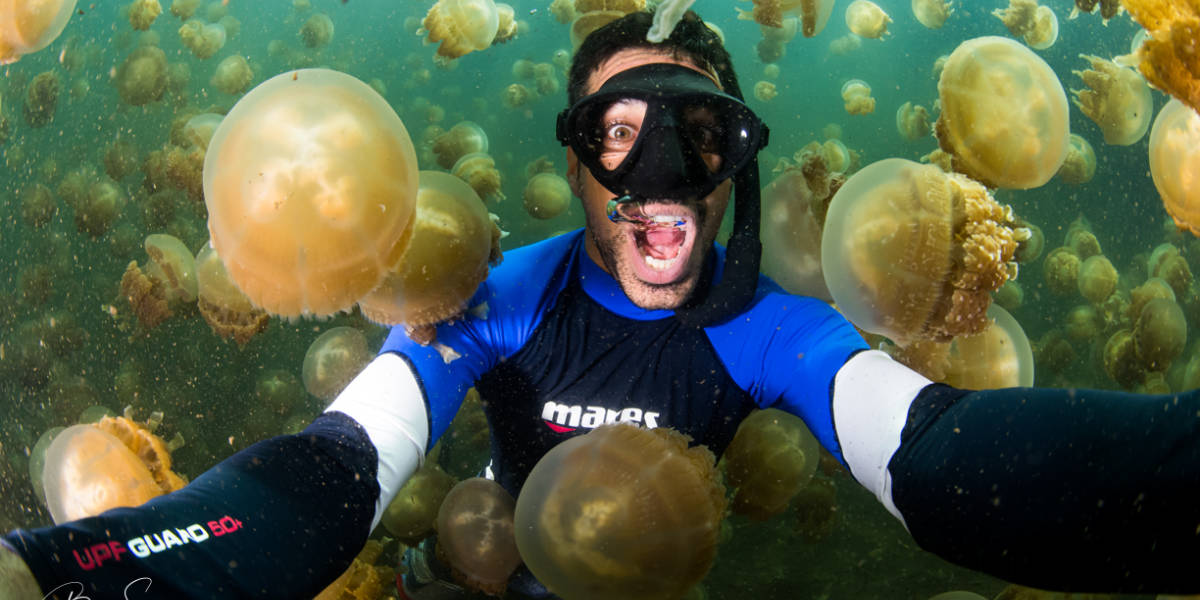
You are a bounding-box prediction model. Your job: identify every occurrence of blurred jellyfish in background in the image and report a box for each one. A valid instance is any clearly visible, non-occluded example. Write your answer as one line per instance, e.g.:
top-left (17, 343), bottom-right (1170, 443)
top-left (1056, 134), bottom-right (1097, 184)
top-left (912, 0), bottom-right (954, 29)
top-left (840, 79), bottom-right (874, 116)
top-left (844, 0), bottom-right (891, 39)
top-left (935, 36), bottom-right (1069, 189)
top-left (302, 326), bottom-right (373, 402)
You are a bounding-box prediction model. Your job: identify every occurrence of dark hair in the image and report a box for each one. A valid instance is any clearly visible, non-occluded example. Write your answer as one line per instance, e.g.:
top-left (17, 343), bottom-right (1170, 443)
top-left (566, 10), bottom-right (743, 106)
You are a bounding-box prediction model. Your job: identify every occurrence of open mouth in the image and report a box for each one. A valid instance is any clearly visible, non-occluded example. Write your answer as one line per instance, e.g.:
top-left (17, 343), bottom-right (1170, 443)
top-left (618, 203), bottom-right (698, 284)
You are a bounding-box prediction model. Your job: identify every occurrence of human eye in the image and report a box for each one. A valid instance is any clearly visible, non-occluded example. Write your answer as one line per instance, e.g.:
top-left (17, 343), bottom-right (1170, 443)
top-left (604, 122), bottom-right (638, 149)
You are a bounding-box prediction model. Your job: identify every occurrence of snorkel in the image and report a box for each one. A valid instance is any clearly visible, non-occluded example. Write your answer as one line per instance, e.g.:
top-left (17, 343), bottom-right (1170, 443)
top-left (558, 61), bottom-right (769, 328)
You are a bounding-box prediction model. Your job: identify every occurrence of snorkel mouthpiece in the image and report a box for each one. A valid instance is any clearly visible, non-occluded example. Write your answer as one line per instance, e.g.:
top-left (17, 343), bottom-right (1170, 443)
top-left (606, 196), bottom-right (687, 227)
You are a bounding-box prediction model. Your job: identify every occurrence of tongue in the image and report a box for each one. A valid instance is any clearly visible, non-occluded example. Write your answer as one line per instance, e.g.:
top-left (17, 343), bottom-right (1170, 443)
top-left (641, 226), bottom-right (685, 260)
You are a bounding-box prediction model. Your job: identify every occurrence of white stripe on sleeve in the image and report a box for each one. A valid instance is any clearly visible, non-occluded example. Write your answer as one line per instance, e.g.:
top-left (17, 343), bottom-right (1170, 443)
top-left (831, 349), bottom-right (932, 526)
top-left (324, 352), bottom-right (429, 529)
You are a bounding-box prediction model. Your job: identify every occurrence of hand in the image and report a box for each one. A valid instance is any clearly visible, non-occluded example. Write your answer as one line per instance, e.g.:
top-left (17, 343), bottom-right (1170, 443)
top-left (0, 542), bottom-right (42, 600)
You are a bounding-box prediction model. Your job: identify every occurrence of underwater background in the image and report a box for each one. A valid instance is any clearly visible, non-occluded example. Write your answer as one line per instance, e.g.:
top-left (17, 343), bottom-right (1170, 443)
top-left (0, 0), bottom-right (1189, 598)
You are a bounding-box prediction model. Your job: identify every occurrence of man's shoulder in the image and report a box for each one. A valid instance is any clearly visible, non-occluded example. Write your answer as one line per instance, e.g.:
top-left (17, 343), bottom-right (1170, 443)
top-left (481, 229), bottom-right (583, 294)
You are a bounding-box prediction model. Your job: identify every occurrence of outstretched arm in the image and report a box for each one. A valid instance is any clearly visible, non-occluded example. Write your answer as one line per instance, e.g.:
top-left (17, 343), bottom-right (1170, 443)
top-left (832, 349), bottom-right (1200, 593)
top-left (2, 353), bottom-right (429, 600)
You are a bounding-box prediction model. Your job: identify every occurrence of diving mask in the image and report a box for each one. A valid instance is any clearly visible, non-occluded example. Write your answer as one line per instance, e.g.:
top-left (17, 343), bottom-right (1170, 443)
top-left (556, 62), bottom-right (768, 216)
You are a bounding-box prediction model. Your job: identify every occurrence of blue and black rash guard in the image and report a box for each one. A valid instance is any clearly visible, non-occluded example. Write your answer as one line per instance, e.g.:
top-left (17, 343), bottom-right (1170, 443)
top-left (6, 229), bottom-right (1200, 598)
top-left (382, 230), bottom-right (867, 496)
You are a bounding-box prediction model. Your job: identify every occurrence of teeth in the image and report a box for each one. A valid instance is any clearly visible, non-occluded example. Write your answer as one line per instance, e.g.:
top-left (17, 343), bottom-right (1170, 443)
top-left (644, 254), bottom-right (679, 271)
top-left (650, 215), bottom-right (685, 223)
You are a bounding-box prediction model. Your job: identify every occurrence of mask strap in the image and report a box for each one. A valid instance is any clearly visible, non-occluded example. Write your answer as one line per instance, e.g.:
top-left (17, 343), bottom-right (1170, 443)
top-left (673, 156), bottom-right (762, 328)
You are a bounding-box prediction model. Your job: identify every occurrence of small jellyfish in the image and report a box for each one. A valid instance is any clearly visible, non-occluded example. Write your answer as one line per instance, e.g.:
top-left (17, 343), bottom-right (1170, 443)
top-left (828, 33), bottom-right (862, 55)
top-left (942, 304), bottom-right (1034, 389)
top-left (104, 139), bottom-right (140, 181)
top-left (299, 13), bottom-right (334, 48)
top-left (171, 0), bottom-right (201, 19)
top-left (1042, 247), bottom-right (1081, 296)
top-left (115, 45), bottom-right (168, 106)
top-left (523, 172), bottom-right (571, 220)
top-left (935, 36), bottom-right (1069, 189)
top-left (210, 55), bottom-right (253, 95)
top-left (760, 166), bottom-right (833, 301)
top-left (23, 71), bottom-right (60, 128)
top-left (144, 233), bottom-right (198, 303)
top-left (1134, 298), bottom-right (1187, 372)
top-left (821, 139), bottom-right (851, 173)
top-left (1056, 134), bottom-right (1097, 184)
top-left (357, 171), bottom-right (500, 328)
top-left (992, 0), bottom-right (1038, 39)
top-left (436, 478), bottom-right (522, 595)
top-left (432, 121), bottom-right (489, 170)
top-left (822, 159), bottom-right (1024, 345)
top-left (841, 79), bottom-right (875, 116)
top-left (0, 0), bottom-right (78, 64)
top-left (1149, 100), bottom-right (1200, 236)
top-left (493, 3), bottom-right (518, 44)
top-left (195, 243), bottom-right (269, 346)
top-left (20, 184), bottom-right (58, 228)
top-left (182, 113), bottom-right (222, 150)
top-left (177, 19), bottom-right (226, 59)
top-left (381, 462), bottom-right (456, 544)
top-left (845, 0), bottom-right (891, 39)
top-left (76, 179), bottom-right (125, 238)
top-left (896, 101), bottom-right (931, 141)
top-left (502, 83), bottom-right (534, 109)
top-left (128, 0), bottom-right (163, 31)
top-left (721, 409), bottom-right (820, 521)
top-left (736, 0), bottom-right (835, 38)
top-left (1077, 254), bottom-right (1117, 304)
top-left (753, 80), bottom-right (778, 102)
top-left (763, 63), bottom-right (781, 79)
top-left (514, 424), bottom-right (725, 600)
top-left (1071, 55), bottom-right (1153, 146)
top-left (451, 152), bottom-right (505, 203)
top-left (424, 0), bottom-right (500, 59)
top-left (912, 0), bottom-right (953, 29)
top-left (42, 411), bottom-right (186, 524)
top-left (1023, 6), bottom-right (1058, 50)
top-left (301, 327), bottom-right (372, 401)
top-left (203, 69), bottom-right (419, 318)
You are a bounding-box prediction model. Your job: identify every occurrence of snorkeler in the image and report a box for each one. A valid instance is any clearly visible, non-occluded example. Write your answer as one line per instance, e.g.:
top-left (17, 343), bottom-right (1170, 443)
top-left (4, 9), bottom-right (1200, 600)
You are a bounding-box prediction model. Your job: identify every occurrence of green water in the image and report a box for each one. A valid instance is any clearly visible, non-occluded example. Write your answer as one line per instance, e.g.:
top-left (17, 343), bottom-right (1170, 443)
top-left (0, 0), bottom-right (1186, 598)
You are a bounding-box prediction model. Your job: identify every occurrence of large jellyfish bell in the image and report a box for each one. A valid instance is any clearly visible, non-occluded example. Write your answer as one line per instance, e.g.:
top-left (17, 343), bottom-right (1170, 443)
top-left (0, 0), bottom-right (79, 64)
top-left (203, 69), bottom-right (419, 318)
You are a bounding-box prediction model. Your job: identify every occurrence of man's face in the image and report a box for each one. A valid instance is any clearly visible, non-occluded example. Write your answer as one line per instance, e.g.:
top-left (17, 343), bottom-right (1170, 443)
top-left (567, 48), bottom-right (732, 311)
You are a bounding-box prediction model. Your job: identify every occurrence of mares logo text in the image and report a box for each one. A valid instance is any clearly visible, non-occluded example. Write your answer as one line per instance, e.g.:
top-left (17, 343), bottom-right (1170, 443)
top-left (541, 401), bottom-right (660, 433)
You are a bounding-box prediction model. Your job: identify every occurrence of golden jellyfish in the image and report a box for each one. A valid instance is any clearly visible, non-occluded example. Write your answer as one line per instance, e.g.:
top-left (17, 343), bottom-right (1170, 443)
top-left (178, 19), bottom-right (225, 59)
top-left (435, 478), bottom-right (521, 595)
top-left (115, 45), bottom-right (168, 106)
top-left (424, 0), bottom-right (499, 59)
top-left (736, 0), bottom-right (835, 37)
top-left (896, 101), bottom-right (931, 141)
top-left (753, 80), bottom-right (778, 102)
top-left (1065, 219), bottom-right (1102, 259)
top-left (0, 0), bottom-right (78, 64)
top-left (493, 3), bottom-right (518, 44)
top-left (1121, 0), bottom-right (1200, 115)
top-left (514, 424), bottom-right (725, 600)
top-left (821, 139), bottom-right (851, 173)
top-left (218, 15), bottom-right (240, 39)
top-left (912, 0), bottom-right (953, 29)
top-left (992, 0), bottom-right (1040, 40)
top-left (501, 82), bottom-right (534, 109)
top-left (512, 58), bottom-right (535, 79)
top-left (30, 427), bottom-right (65, 505)
top-left (1043, 247), bottom-right (1081, 296)
top-left (721, 408), bottom-right (820, 521)
top-left (195, 243), bottom-right (269, 346)
top-left (936, 36), bottom-right (1069, 189)
top-left (432, 121), bottom-right (489, 170)
top-left (357, 170), bottom-right (500, 328)
top-left (943, 305), bottom-right (1035, 389)
top-left (1149, 243), bottom-right (1193, 298)
top-left (76, 179), bottom-right (124, 238)
top-left (128, 0), bottom-right (162, 31)
top-left (1064, 304), bottom-right (1102, 343)
top-left (302, 327), bottom-right (373, 401)
top-left (104, 139), bottom-right (140, 181)
top-left (524, 172), bottom-right (571, 220)
top-left (144, 233), bottom-right (198, 303)
top-left (20, 183), bottom-right (57, 228)
top-left (211, 55), bottom-right (252, 95)
top-left (841, 79), bottom-right (875, 116)
top-left (121, 260), bottom-right (172, 329)
top-left (534, 72), bottom-right (560, 96)
top-left (993, 279), bottom-right (1024, 312)
top-left (763, 63), bottom-right (781, 79)
top-left (299, 12), bottom-right (333, 48)
top-left (821, 158), bottom-right (1024, 345)
top-left (1149, 99), bottom-right (1200, 235)
top-left (1072, 55), bottom-right (1153, 146)
top-left (1056, 134), bottom-right (1097, 184)
top-left (451, 152), bottom-right (505, 203)
top-left (1129, 277), bottom-right (1175, 323)
top-left (828, 33), bottom-right (862, 55)
top-left (549, 0), bottom-right (577, 23)
top-left (1134, 298), bottom-right (1187, 371)
top-left (570, 10), bottom-right (627, 50)
top-left (23, 71), bottom-right (59, 128)
top-left (42, 410), bottom-right (186, 524)
top-left (381, 462), bottom-right (456, 544)
top-left (1077, 254), bottom-right (1118, 304)
top-left (183, 113), bottom-right (222, 150)
top-left (1105, 328), bottom-right (1145, 388)
top-left (314, 540), bottom-right (395, 600)
top-left (171, 0), bottom-right (201, 19)
top-left (203, 69), bottom-right (419, 318)
top-left (845, 0), bottom-right (891, 39)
